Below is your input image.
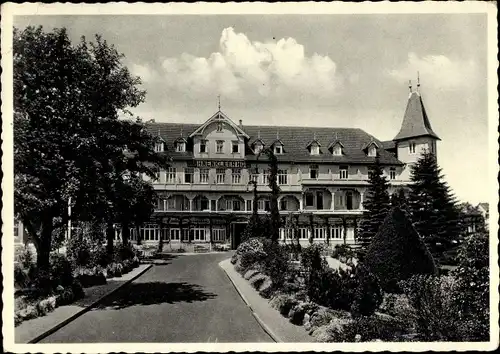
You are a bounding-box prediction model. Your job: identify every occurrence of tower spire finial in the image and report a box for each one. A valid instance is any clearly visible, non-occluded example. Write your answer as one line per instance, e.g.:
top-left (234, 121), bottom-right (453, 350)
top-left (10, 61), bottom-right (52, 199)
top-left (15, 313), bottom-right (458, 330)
top-left (417, 71), bottom-right (420, 93)
top-left (217, 94), bottom-right (221, 111)
top-left (258, 130), bottom-right (261, 139)
top-left (409, 80), bottom-right (413, 93)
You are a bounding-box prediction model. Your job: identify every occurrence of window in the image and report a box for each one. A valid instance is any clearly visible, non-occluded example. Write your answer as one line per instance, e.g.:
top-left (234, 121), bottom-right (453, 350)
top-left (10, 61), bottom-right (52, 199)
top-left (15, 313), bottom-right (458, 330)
top-left (368, 145), bottom-right (377, 157)
top-left (311, 145), bottom-right (320, 155)
top-left (216, 140), bottom-right (224, 153)
top-left (212, 228), bottom-right (226, 242)
top-left (155, 142), bottom-right (164, 152)
top-left (331, 226), bottom-right (343, 239)
top-left (232, 141), bottom-right (239, 153)
top-left (262, 170), bottom-right (270, 185)
top-left (216, 168), bottom-right (225, 184)
top-left (176, 142), bottom-right (185, 152)
top-left (232, 199), bottom-right (242, 211)
top-left (310, 164), bottom-right (318, 179)
top-left (217, 122), bottom-right (223, 132)
top-left (278, 169), bottom-right (288, 185)
top-left (298, 228), bottom-right (309, 239)
top-left (314, 227), bottom-right (325, 239)
top-left (305, 192), bottom-right (314, 207)
top-left (153, 168), bottom-right (160, 181)
top-left (170, 229), bottom-right (181, 241)
top-left (274, 145), bottom-right (283, 154)
top-left (199, 168), bottom-right (209, 183)
top-left (166, 167), bottom-right (176, 184)
top-left (184, 167), bottom-right (193, 184)
top-left (246, 200), bottom-right (252, 211)
top-left (254, 143), bottom-right (263, 154)
top-left (199, 140), bottom-right (207, 153)
top-left (193, 228), bottom-right (206, 241)
top-left (409, 142), bottom-right (416, 154)
top-left (339, 166), bottom-right (348, 180)
top-left (250, 171), bottom-right (259, 183)
top-left (258, 199), bottom-right (271, 211)
top-left (156, 198), bottom-right (165, 211)
top-left (332, 145), bottom-right (342, 156)
top-left (231, 169), bottom-right (241, 184)
top-left (389, 168), bottom-right (396, 180)
top-left (280, 199), bottom-right (287, 211)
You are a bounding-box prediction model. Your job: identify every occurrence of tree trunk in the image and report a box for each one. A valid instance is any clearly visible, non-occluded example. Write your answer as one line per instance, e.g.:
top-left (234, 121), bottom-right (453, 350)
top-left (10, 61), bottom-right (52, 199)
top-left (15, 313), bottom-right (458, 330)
top-left (122, 221), bottom-right (130, 246)
top-left (209, 217), bottom-right (213, 245)
top-left (309, 215), bottom-right (314, 245)
top-left (106, 221), bottom-right (114, 260)
top-left (136, 224), bottom-right (142, 245)
top-left (36, 218), bottom-right (53, 273)
top-left (325, 217), bottom-right (331, 247)
top-left (342, 217), bottom-right (347, 245)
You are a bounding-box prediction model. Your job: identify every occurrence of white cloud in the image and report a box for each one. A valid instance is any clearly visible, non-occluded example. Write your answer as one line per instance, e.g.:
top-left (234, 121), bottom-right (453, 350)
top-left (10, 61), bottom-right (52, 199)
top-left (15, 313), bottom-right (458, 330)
top-left (156, 27), bottom-right (339, 100)
top-left (130, 63), bottom-right (155, 83)
top-left (388, 52), bottom-right (477, 90)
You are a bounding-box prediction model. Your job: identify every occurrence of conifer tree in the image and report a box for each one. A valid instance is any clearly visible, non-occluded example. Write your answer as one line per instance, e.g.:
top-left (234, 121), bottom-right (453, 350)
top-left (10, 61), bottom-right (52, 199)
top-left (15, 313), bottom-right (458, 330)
top-left (408, 151), bottom-right (460, 261)
top-left (357, 157), bottom-right (391, 255)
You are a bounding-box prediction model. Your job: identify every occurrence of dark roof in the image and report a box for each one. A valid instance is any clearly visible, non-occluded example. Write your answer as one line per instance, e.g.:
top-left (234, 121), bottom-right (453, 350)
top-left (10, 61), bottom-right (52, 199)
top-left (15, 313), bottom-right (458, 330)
top-left (393, 92), bottom-right (440, 141)
top-left (381, 140), bottom-right (396, 150)
top-left (147, 123), bottom-right (403, 165)
top-left (478, 203), bottom-right (489, 213)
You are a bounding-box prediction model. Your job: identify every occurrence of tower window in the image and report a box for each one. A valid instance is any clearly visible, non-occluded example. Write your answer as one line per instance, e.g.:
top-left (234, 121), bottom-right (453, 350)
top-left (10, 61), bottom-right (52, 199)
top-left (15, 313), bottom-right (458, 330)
top-left (389, 168), bottom-right (396, 180)
top-left (232, 141), bottom-right (239, 153)
top-left (409, 142), bottom-right (416, 154)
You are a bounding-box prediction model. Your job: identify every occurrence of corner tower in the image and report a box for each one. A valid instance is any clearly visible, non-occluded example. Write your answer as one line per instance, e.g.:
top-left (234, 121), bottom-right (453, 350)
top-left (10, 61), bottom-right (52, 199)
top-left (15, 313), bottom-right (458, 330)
top-left (393, 80), bottom-right (440, 179)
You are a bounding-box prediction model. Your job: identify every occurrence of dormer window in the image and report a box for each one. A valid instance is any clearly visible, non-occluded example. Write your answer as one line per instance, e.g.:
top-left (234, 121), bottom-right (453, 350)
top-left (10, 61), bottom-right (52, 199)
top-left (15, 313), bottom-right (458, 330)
top-left (155, 142), bottom-right (164, 152)
top-left (409, 142), bottom-right (416, 154)
top-left (176, 142), bottom-right (186, 152)
top-left (368, 145), bottom-right (377, 157)
top-left (332, 145), bottom-right (342, 156)
top-left (232, 141), bottom-right (239, 153)
top-left (254, 143), bottom-right (263, 154)
top-left (274, 144), bottom-right (283, 155)
top-left (363, 141), bottom-right (379, 157)
top-left (311, 145), bottom-right (320, 155)
top-left (199, 139), bottom-right (207, 153)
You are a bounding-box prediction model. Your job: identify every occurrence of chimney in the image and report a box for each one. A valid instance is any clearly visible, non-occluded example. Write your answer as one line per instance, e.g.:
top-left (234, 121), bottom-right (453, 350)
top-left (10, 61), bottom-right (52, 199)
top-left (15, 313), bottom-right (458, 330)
top-left (239, 119), bottom-right (243, 127)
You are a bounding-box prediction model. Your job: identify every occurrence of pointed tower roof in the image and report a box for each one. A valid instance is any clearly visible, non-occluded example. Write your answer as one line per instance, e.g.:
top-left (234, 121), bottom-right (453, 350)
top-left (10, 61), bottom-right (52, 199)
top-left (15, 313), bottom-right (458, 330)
top-left (393, 91), bottom-right (440, 141)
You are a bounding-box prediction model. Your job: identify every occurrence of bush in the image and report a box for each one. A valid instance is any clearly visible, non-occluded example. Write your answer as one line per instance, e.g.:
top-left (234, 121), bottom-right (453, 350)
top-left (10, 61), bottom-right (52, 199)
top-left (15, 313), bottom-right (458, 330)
top-left (73, 266), bottom-right (107, 288)
top-left (312, 317), bottom-right (353, 342)
top-left (350, 264), bottom-right (383, 317)
top-left (114, 243), bottom-right (136, 262)
top-left (235, 238), bottom-right (267, 272)
top-left (331, 244), bottom-right (356, 263)
top-left (338, 314), bottom-right (409, 342)
top-left (400, 274), bottom-right (461, 341)
top-left (289, 301), bottom-right (319, 325)
top-left (451, 232), bottom-right (489, 341)
top-left (379, 293), bottom-right (414, 323)
top-left (261, 240), bottom-right (290, 290)
top-left (270, 294), bottom-right (300, 317)
top-left (364, 207), bottom-right (437, 293)
top-left (67, 236), bottom-right (93, 267)
top-left (49, 253), bottom-right (75, 288)
top-left (14, 263), bottom-right (31, 289)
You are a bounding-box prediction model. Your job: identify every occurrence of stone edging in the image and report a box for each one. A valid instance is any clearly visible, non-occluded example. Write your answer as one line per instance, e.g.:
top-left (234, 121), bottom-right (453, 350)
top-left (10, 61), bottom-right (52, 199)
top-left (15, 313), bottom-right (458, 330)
top-left (27, 264), bottom-right (153, 344)
top-left (219, 260), bottom-right (280, 343)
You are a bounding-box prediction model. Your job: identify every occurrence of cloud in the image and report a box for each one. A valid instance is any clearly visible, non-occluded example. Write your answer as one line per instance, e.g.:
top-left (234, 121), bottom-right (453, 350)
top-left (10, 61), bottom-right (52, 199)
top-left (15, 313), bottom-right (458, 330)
top-left (388, 52), bottom-right (477, 90)
top-left (130, 63), bottom-right (155, 83)
top-left (154, 27), bottom-right (339, 100)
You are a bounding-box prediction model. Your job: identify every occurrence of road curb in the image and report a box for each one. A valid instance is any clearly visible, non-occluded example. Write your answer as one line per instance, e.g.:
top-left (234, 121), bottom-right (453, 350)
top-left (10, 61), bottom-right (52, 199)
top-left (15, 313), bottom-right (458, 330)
top-left (219, 260), bottom-right (281, 343)
top-left (27, 264), bottom-right (153, 344)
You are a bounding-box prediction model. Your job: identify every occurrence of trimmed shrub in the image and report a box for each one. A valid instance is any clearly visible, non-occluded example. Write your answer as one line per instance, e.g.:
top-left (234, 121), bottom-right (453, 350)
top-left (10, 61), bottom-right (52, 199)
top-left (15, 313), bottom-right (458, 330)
top-left (261, 240), bottom-right (290, 290)
top-left (249, 274), bottom-right (267, 290)
top-left (49, 253), bottom-right (75, 288)
top-left (364, 207), bottom-right (437, 293)
top-left (67, 236), bottom-right (93, 267)
top-left (270, 294), bottom-right (300, 317)
top-left (114, 242), bottom-right (136, 262)
top-left (244, 269), bottom-right (260, 280)
top-left (289, 301), bottom-right (319, 325)
top-left (379, 293), bottom-right (414, 323)
top-left (312, 317), bottom-right (353, 342)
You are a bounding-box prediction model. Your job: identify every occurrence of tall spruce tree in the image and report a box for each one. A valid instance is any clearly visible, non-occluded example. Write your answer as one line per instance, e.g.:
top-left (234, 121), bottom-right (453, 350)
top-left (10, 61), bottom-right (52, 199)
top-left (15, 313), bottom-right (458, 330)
top-left (357, 157), bottom-right (391, 255)
top-left (408, 151), bottom-right (460, 261)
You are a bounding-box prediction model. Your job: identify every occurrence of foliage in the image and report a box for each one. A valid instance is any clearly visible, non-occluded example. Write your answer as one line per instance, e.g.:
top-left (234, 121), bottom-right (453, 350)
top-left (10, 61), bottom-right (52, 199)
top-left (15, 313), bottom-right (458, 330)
top-left (15, 295), bottom-right (58, 326)
top-left (114, 242), bottom-right (137, 262)
top-left (350, 264), bottom-right (383, 317)
top-left (288, 301), bottom-right (319, 325)
top-left (379, 293), bottom-right (415, 324)
top-left (73, 266), bottom-right (107, 288)
top-left (49, 253), bottom-right (75, 288)
top-left (400, 274), bottom-right (462, 341)
top-left (13, 26), bottom-right (167, 271)
top-left (408, 151), bottom-right (461, 261)
top-left (235, 238), bottom-right (267, 271)
top-left (364, 207), bottom-right (437, 293)
top-left (357, 157), bottom-right (391, 256)
top-left (338, 314), bottom-right (409, 342)
top-left (261, 239), bottom-right (290, 290)
top-left (451, 232), bottom-right (489, 341)
top-left (331, 244), bottom-right (356, 263)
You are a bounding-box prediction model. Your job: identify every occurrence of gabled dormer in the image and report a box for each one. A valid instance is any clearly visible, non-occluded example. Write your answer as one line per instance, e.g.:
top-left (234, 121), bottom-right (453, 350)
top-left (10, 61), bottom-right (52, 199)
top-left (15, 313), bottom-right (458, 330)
top-left (328, 139), bottom-right (344, 156)
top-left (363, 140), bottom-right (380, 157)
top-left (189, 110), bottom-right (249, 140)
top-left (174, 137), bottom-right (187, 152)
top-left (154, 130), bottom-right (165, 152)
top-left (271, 139), bottom-right (285, 155)
top-left (251, 138), bottom-right (265, 154)
top-left (306, 138), bottom-right (321, 156)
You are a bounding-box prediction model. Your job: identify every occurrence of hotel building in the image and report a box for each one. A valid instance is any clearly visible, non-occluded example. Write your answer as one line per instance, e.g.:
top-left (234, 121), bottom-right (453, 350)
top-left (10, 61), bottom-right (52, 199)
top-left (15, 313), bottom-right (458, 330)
top-left (124, 85), bottom-right (440, 249)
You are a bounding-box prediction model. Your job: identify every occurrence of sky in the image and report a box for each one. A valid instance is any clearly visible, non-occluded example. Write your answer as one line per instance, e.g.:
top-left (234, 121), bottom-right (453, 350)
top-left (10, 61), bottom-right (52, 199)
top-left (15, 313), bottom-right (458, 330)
top-left (14, 13), bottom-right (492, 204)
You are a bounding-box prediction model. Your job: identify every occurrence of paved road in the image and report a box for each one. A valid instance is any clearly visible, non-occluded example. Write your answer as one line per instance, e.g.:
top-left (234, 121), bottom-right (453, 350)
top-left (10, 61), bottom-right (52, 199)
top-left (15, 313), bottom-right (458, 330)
top-left (41, 253), bottom-right (272, 343)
